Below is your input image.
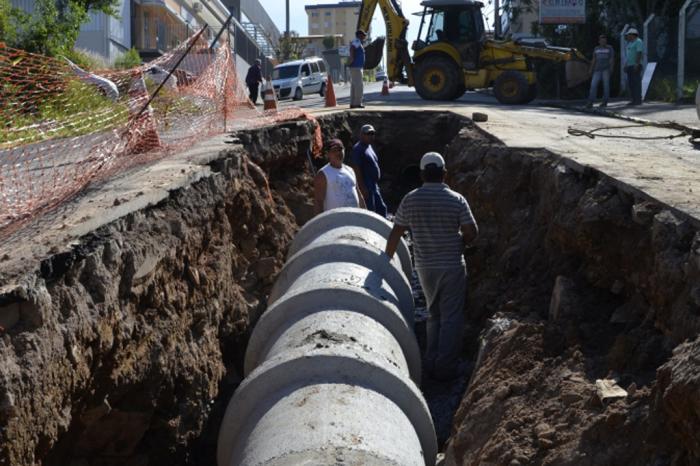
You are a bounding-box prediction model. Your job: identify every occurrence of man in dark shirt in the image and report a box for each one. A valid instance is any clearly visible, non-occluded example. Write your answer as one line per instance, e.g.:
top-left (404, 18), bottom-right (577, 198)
top-left (587, 35), bottom-right (614, 108)
top-left (245, 59), bottom-right (263, 104)
top-left (351, 124), bottom-right (387, 217)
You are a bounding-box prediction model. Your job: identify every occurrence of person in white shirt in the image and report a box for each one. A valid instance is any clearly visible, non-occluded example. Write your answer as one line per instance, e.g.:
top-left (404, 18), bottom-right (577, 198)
top-left (314, 139), bottom-right (366, 215)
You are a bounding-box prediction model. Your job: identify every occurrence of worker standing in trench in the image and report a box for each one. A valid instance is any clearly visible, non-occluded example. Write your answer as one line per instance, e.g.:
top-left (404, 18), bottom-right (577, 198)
top-left (351, 124), bottom-right (388, 218)
top-left (385, 152), bottom-right (478, 381)
top-left (314, 139), bottom-right (366, 215)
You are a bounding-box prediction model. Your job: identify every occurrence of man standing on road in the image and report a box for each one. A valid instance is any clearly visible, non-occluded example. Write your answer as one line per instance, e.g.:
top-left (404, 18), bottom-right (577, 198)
top-left (586, 35), bottom-right (614, 108)
top-left (314, 139), bottom-right (366, 215)
top-left (245, 59), bottom-right (263, 104)
top-left (348, 30), bottom-right (367, 109)
top-left (624, 29), bottom-right (644, 106)
top-left (385, 152), bottom-right (478, 381)
top-left (351, 124), bottom-right (387, 217)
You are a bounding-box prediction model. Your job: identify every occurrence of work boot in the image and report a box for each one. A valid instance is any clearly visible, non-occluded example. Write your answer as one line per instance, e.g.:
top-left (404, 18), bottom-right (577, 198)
top-left (585, 102), bottom-right (593, 109)
top-left (599, 102), bottom-right (607, 108)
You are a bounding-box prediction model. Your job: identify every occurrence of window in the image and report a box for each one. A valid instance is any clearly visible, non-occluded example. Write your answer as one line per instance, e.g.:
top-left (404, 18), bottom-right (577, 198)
top-left (273, 65), bottom-right (299, 80)
top-left (309, 62), bottom-right (319, 73)
top-left (317, 60), bottom-right (326, 73)
top-left (324, 21), bottom-right (330, 28)
top-left (301, 64), bottom-right (311, 77)
top-left (311, 23), bottom-right (319, 29)
top-left (325, 11), bottom-right (331, 16)
top-left (311, 12), bottom-right (319, 17)
top-left (425, 10), bottom-right (445, 44)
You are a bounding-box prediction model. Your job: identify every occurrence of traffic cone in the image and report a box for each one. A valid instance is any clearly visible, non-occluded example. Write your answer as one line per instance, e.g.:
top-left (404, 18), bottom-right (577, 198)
top-left (381, 77), bottom-right (390, 96)
top-left (262, 78), bottom-right (278, 112)
top-left (325, 73), bottom-right (337, 107)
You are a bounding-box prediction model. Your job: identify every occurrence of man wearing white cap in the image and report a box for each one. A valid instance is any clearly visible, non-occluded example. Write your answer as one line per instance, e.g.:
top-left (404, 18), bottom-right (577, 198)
top-left (385, 152), bottom-right (478, 381)
top-left (624, 28), bottom-right (644, 106)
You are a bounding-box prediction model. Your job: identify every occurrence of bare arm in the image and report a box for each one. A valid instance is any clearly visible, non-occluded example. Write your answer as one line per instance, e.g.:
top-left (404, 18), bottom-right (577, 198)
top-left (352, 165), bottom-right (369, 199)
top-left (356, 185), bottom-right (366, 208)
top-left (313, 171), bottom-right (326, 216)
top-left (348, 45), bottom-right (355, 65)
top-left (385, 224), bottom-right (408, 259)
top-left (460, 223), bottom-right (478, 245)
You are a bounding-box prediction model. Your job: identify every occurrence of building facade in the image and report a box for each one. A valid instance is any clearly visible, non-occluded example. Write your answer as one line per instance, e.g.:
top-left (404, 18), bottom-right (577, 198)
top-left (305, 1), bottom-right (363, 46)
top-left (502, 0), bottom-right (540, 38)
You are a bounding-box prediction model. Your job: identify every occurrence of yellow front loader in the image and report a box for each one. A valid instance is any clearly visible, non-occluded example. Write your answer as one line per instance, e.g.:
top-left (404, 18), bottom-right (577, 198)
top-left (358, 0), bottom-right (589, 104)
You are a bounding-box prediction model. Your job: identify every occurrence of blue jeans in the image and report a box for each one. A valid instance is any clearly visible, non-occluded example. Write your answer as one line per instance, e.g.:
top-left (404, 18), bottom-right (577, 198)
top-left (588, 69), bottom-right (610, 104)
top-left (365, 183), bottom-right (387, 218)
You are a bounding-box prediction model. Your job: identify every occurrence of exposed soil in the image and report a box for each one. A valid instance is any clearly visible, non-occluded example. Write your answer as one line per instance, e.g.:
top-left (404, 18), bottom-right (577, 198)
top-left (2, 110), bottom-right (699, 466)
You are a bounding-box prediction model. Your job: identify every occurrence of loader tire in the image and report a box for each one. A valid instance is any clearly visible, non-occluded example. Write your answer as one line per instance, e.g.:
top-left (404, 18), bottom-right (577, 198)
top-left (494, 71), bottom-right (530, 105)
top-left (414, 55), bottom-right (461, 101)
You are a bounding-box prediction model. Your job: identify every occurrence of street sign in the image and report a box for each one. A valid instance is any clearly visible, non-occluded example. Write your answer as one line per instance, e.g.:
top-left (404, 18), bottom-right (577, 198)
top-left (539, 0), bottom-right (586, 24)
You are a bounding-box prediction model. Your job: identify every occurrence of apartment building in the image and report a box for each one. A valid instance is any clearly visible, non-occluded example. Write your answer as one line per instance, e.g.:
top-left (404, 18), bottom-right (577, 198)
top-left (305, 1), bottom-right (364, 46)
top-left (502, 0), bottom-right (540, 38)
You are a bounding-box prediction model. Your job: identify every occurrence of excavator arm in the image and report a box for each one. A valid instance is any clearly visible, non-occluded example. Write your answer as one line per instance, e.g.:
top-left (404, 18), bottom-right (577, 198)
top-left (356, 0), bottom-right (414, 84)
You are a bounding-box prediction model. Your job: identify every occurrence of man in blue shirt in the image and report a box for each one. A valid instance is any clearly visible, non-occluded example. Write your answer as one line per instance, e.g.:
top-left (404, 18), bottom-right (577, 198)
top-left (624, 28), bottom-right (644, 106)
top-left (348, 29), bottom-right (367, 109)
top-left (351, 124), bottom-right (387, 217)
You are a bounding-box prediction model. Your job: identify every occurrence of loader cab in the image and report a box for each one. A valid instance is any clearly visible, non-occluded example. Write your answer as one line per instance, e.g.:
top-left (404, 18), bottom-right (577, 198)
top-left (414, 0), bottom-right (485, 49)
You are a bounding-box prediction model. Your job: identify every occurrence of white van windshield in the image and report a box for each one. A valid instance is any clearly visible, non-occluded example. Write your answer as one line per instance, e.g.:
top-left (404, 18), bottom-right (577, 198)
top-left (273, 65), bottom-right (299, 80)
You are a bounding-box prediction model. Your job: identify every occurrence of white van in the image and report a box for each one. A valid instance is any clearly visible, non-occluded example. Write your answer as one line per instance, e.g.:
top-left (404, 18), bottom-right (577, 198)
top-left (271, 57), bottom-right (328, 100)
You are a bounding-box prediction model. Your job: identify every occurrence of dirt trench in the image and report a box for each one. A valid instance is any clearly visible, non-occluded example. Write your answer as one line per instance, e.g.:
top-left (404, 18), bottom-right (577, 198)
top-left (1, 110), bottom-right (699, 466)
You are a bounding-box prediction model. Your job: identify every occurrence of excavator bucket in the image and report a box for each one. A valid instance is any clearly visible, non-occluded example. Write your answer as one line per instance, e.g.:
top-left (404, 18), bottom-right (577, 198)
top-left (363, 37), bottom-right (385, 70)
top-left (565, 60), bottom-right (590, 88)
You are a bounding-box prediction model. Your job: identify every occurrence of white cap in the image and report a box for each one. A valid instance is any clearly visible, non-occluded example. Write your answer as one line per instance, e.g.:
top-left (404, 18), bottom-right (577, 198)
top-left (360, 124), bottom-right (375, 134)
top-left (626, 28), bottom-right (639, 35)
top-left (420, 152), bottom-right (445, 170)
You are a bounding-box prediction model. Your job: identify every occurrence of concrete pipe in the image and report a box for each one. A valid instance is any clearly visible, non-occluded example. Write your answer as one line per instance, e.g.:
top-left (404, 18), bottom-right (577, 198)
top-left (245, 261), bottom-right (421, 381)
top-left (287, 207), bottom-right (412, 278)
top-left (217, 210), bottom-right (437, 466)
top-left (269, 229), bottom-right (413, 313)
top-left (696, 83), bottom-right (699, 122)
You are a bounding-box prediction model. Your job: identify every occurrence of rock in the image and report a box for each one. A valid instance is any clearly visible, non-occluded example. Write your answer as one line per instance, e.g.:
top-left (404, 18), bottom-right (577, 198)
top-left (595, 379), bottom-right (628, 403)
top-left (549, 276), bottom-right (582, 321)
top-left (631, 201), bottom-right (660, 225)
top-left (254, 257), bottom-right (277, 281)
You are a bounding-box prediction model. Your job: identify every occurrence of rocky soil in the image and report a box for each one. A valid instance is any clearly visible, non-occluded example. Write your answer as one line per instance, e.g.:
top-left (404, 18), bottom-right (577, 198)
top-left (0, 122), bottom-right (317, 465)
top-left (442, 126), bottom-right (700, 465)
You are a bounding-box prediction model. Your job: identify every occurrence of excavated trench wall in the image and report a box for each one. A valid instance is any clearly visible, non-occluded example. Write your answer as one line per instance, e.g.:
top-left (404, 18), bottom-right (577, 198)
top-left (1, 110), bottom-right (699, 466)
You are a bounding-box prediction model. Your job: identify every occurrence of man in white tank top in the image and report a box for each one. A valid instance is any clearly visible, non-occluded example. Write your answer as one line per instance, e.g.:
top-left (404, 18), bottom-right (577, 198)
top-left (314, 139), bottom-right (366, 215)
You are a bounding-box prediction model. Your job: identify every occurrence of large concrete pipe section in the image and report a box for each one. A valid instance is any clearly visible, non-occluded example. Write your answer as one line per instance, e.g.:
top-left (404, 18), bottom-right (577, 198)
top-left (217, 208), bottom-right (437, 466)
top-left (287, 207), bottom-right (413, 278)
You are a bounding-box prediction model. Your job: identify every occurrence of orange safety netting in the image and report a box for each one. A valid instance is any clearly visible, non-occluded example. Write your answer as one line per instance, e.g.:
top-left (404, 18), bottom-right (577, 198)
top-left (0, 27), bottom-right (322, 240)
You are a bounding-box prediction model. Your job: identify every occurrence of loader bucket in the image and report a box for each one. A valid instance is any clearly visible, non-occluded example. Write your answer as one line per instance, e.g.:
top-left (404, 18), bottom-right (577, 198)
top-left (565, 60), bottom-right (590, 88)
top-left (364, 37), bottom-right (385, 70)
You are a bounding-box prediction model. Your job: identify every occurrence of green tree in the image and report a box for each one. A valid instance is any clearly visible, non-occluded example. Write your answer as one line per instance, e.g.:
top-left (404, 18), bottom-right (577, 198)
top-left (0, 0), bottom-right (118, 56)
top-left (276, 31), bottom-right (306, 61)
top-left (113, 47), bottom-right (142, 69)
top-left (322, 35), bottom-right (336, 50)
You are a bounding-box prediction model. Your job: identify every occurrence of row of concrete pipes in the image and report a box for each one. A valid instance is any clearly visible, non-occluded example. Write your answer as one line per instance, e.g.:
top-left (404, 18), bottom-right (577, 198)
top-left (217, 208), bottom-right (438, 466)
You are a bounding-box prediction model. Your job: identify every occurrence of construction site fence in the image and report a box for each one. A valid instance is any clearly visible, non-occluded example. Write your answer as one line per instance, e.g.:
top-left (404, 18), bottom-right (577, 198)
top-left (0, 26), bottom-right (321, 243)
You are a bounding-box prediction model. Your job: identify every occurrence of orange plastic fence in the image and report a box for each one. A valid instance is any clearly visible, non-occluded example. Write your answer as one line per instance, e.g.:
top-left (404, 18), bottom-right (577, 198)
top-left (0, 30), bottom-right (323, 240)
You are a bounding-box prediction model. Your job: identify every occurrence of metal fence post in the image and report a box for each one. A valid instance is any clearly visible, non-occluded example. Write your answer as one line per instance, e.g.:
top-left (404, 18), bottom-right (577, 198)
top-left (643, 14), bottom-right (655, 70)
top-left (678, 0), bottom-right (694, 101)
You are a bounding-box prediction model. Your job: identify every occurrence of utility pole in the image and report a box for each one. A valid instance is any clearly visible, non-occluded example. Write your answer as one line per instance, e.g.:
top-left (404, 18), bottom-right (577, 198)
top-left (494, 0), bottom-right (501, 39)
top-left (285, 0), bottom-right (290, 36)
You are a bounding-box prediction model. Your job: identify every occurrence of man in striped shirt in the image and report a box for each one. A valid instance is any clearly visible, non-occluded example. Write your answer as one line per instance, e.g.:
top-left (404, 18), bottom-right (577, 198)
top-left (385, 152), bottom-right (478, 381)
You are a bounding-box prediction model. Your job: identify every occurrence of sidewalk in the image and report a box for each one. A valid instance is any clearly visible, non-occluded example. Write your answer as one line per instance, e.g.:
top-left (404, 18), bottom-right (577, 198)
top-left (546, 99), bottom-right (700, 130)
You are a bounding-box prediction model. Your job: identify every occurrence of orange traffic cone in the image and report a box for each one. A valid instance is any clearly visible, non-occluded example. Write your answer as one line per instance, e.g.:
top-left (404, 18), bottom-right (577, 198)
top-left (262, 78), bottom-right (278, 112)
top-left (325, 73), bottom-right (337, 107)
top-left (381, 77), bottom-right (390, 96)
